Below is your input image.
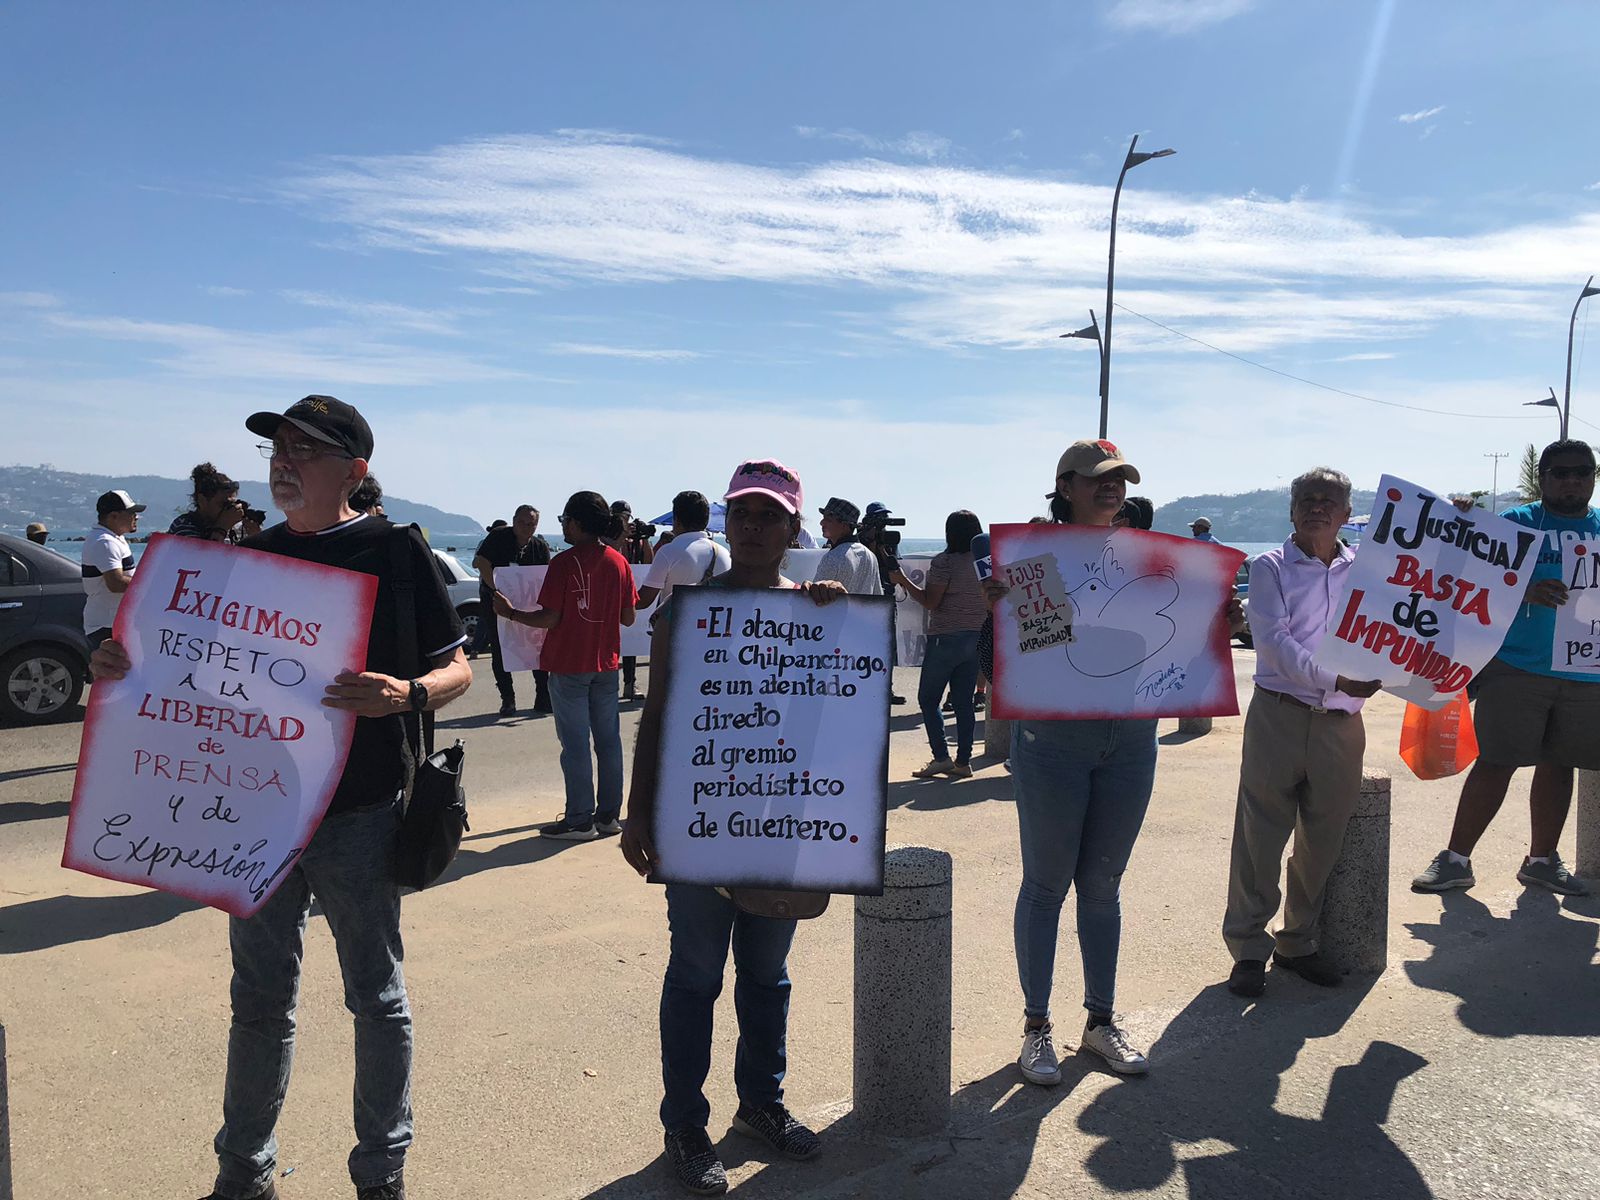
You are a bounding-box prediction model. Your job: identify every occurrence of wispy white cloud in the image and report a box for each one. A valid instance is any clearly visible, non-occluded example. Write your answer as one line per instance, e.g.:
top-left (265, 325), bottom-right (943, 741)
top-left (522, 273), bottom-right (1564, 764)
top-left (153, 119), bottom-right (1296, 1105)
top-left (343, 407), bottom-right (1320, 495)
top-left (794, 126), bottom-right (952, 159)
top-left (282, 133), bottom-right (1600, 354)
top-left (38, 310), bottom-right (521, 387)
top-left (0, 291), bottom-right (61, 309)
top-left (1105, 0), bottom-right (1256, 34)
top-left (1586, 181), bottom-right (1600, 192)
top-left (547, 341), bottom-right (702, 361)
top-left (1397, 105), bottom-right (1446, 124)
top-left (1329, 351), bottom-right (1398, 362)
top-left (202, 285), bottom-right (251, 297)
top-left (461, 284), bottom-right (541, 295)
top-left (278, 289), bottom-right (466, 334)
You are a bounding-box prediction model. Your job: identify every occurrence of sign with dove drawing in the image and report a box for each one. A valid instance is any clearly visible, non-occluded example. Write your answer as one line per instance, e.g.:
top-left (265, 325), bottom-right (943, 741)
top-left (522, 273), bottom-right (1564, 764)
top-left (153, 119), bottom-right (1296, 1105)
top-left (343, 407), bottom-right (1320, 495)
top-left (990, 525), bottom-right (1246, 720)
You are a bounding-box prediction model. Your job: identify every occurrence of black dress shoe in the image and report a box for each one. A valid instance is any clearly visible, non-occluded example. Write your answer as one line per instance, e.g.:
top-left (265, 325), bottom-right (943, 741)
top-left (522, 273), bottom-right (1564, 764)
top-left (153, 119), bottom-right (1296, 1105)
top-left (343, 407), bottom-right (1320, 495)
top-left (1272, 950), bottom-right (1342, 987)
top-left (1228, 959), bottom-right (1266, 997)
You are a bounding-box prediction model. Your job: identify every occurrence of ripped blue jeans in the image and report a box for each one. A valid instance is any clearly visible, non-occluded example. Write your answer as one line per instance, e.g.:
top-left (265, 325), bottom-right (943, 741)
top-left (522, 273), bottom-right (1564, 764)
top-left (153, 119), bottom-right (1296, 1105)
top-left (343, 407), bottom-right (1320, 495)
top-left (1011, 718), bottom-right (1158, 1019)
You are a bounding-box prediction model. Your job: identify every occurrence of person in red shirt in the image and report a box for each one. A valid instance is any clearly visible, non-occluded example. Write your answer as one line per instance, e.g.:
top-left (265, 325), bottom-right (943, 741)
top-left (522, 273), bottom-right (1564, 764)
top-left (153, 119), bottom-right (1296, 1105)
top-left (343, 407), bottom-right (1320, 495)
top-left (495, 490), bottom-right (637, 839)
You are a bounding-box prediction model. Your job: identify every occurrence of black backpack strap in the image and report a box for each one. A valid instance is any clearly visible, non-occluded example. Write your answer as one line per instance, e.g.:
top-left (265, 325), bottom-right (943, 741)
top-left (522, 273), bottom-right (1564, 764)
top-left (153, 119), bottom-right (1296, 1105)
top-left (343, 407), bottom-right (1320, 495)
top-left (389, 523), bottom-right (430, 761)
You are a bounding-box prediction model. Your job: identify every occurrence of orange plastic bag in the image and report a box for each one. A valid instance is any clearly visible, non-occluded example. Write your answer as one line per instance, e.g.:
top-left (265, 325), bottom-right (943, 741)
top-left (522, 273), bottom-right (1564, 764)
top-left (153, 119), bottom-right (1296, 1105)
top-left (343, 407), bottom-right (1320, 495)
top-left (1399, 691), bottom-right (1479, 780)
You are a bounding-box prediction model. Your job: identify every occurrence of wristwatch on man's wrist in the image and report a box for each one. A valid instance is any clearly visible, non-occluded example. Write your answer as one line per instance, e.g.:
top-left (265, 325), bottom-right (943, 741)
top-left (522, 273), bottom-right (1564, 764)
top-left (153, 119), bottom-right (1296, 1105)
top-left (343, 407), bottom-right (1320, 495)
top-left (407, 679), bottom-right (429, 712)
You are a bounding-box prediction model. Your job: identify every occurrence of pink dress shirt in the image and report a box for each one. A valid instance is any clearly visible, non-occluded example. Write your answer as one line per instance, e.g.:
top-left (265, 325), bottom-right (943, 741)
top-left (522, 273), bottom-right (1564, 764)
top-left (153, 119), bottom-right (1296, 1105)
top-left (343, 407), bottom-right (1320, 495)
top-left (1247, 537), bottom-right (1364, 715)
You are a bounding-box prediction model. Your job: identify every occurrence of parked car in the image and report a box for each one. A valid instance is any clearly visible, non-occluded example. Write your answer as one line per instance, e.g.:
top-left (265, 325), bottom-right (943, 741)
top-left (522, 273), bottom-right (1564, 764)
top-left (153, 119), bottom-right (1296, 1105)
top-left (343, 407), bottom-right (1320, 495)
top-left (1234, 556), bottom-right (1255, 649)
top-left (0, 532), bottom-right (92, 724)
top-left (432, 548), bottom-right (485, 650)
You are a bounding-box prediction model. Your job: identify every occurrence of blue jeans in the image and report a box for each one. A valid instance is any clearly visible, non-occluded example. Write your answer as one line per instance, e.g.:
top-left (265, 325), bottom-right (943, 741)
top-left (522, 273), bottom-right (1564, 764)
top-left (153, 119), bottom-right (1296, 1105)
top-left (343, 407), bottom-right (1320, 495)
top-left (213, 800), bottom-right (410, 1197)
top-left (1011, 718), bottom-right (1158, 1019)
top-left (659, 884), bottom-right (797, 1131)
top-left (918, 631), bottom-right (980, 761)
top-left (549, 670), bottom-right (624, 825)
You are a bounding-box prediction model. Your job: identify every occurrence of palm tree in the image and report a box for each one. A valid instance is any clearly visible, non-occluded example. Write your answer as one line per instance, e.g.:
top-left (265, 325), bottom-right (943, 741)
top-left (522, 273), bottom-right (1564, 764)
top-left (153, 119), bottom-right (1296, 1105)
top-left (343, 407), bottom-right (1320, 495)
top-left (1518, 443), bottom-right (1540, 501)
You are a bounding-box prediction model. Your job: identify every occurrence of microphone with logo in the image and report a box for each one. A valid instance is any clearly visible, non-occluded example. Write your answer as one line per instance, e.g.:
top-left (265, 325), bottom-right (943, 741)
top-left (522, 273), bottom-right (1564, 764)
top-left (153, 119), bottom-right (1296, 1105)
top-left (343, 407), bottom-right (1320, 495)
top-left (971, 532), bottom-right (993, 583)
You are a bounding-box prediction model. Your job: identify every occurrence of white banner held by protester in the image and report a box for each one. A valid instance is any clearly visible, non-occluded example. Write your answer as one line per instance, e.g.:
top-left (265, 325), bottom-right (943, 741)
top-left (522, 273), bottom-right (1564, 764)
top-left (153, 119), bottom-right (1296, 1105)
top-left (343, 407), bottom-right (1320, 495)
top-left (990, 524), bottom-right (1245, 720)
top-left (62, 535), bottom-right (377, 918)
top-left (1554, 536), bottom-right (1600, 673)
top-left (1313, 475), bottom-right (1541, 709)
top-left (651, 586), bottom-right (891, 894)
top-left (495, 551), bottom-right (934, 670)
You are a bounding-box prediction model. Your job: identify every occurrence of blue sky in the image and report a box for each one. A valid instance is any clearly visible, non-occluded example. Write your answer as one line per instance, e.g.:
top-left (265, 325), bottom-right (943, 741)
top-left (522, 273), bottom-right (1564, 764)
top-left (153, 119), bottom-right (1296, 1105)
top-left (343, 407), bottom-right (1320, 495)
top-left (3, 0), bottom-right (1598, 534)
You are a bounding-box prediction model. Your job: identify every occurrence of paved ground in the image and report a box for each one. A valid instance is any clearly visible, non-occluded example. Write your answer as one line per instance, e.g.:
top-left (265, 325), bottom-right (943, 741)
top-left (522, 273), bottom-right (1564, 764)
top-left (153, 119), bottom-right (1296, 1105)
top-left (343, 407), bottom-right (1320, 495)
top-left (2, 653), bottom-right (1598, 1199)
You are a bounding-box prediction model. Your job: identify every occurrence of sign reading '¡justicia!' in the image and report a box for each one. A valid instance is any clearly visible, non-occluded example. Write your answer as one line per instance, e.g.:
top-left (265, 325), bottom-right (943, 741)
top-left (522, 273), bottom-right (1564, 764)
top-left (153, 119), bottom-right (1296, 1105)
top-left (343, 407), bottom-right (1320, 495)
top-left (62, 535), bottom-right (377, 918)
top-left (1313, 475), bottom-right (1538, 710)
top-left (650, 586), bottom-right (892, 895)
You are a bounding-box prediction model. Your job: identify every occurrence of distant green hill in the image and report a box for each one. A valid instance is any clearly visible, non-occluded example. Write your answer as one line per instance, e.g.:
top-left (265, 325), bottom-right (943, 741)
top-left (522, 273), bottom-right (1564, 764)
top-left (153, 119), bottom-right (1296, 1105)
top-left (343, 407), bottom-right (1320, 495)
top-left (0, 463), bottom-right (489, 550)
top-left (1152, 486), bottom-right (1524, 542)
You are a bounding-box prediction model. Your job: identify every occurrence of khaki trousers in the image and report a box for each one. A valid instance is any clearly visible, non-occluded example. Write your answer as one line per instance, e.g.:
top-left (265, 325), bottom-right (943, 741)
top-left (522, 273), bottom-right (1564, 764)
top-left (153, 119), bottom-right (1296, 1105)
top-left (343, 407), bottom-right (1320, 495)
top-left (1223, 690), bottom-right (1366, 962)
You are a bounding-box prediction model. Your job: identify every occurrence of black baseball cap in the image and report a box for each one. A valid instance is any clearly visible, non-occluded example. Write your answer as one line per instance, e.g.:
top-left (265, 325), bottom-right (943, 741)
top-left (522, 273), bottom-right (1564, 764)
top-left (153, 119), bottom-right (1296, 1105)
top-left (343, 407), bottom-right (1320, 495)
top-left (96, 489), bottom-right (147, 516)
top-left (246, 395), bottom-right (375, 460)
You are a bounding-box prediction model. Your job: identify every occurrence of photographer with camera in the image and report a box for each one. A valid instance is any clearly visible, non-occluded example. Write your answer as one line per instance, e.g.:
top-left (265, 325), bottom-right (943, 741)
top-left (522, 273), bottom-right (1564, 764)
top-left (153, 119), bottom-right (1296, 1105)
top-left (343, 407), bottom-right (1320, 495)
top-left (167, 462), bottom-right (264, 543)
top-left (607, 500), bottom-right (655, 703)
top-left (859, 500), bottom-right (908, 705)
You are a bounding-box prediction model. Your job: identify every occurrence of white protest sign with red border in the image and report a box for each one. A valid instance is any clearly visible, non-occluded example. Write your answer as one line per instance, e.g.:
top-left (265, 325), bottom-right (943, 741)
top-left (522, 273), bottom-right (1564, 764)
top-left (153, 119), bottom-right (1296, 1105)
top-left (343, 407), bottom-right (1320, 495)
top-left (62, 535), bottom-right (376, 918)
top-left (1312, 475), bottom-right (1540, 709)
top-left (990, 524), bottom-right (1245, 720)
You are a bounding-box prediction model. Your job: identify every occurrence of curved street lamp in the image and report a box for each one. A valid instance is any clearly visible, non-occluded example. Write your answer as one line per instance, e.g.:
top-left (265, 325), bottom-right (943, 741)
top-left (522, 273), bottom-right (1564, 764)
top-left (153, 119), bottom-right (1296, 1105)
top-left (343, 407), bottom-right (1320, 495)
top-left (1099, 134), bottom-right (1175, 439)
top-left (1564, 275), bottom-right (1599, 439)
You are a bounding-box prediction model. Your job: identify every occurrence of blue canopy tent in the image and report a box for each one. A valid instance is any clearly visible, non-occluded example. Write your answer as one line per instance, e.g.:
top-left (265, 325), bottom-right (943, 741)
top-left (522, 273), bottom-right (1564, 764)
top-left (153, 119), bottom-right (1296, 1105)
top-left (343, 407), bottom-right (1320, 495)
top-left (649, 501), bottom-right (726, 533)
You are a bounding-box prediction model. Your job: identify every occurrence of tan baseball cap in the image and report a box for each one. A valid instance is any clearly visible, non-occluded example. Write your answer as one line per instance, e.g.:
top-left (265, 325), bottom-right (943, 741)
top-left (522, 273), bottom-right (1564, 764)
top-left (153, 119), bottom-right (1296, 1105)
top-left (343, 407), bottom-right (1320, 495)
top-left (1056, 439), bottom-right (1141, 485)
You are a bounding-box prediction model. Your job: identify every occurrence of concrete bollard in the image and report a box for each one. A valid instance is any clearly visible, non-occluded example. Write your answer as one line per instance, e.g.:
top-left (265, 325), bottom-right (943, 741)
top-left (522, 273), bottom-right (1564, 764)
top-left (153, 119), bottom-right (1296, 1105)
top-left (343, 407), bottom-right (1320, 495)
top-left (1177, 715), bottom-right (1213, 736)
top-left (1, 1023), bottom-right (11, 1200)
top-left (854, 846), bottom-right (952, 1136)
top-left (984, 715), bottom-right (1013, 761)
top-left (1320, 769), bottom-right (1391, 976)
top-left (1577, 769), bottom-right (1600, 882)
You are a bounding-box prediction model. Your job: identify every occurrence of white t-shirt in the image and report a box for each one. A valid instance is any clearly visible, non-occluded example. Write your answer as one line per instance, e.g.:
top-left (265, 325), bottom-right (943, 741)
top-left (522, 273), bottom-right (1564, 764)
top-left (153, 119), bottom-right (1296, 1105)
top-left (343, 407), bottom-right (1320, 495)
top-left (641, 530), bottom-right (731, 611)
top-left (82, 524), bottom-right (133, 632)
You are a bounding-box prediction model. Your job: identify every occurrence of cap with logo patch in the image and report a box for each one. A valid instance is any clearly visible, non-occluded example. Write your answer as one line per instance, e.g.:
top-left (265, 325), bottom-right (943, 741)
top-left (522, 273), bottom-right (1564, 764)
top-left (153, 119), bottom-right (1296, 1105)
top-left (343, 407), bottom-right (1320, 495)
top-left (95, 489), bottom-right (147, 516)
top-left (1055, 439), bottom-right (1141, 485)
top-left (724, 459), bottom-right (803, 514)
top-left (246, 395), bottom-right (375, 461)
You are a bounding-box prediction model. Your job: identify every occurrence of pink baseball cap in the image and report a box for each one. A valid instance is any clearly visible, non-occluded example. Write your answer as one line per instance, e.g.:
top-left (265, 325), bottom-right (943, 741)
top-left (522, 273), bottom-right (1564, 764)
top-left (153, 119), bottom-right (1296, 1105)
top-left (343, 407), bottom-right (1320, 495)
top-left (724, 458), bottom-right (804, 514)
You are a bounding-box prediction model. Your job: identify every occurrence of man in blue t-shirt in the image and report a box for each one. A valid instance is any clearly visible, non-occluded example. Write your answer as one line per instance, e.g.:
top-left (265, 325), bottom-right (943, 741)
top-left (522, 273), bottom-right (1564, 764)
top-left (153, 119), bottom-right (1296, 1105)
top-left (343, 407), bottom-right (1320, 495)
top-left (1414, 439), bottom-right (1600, 897)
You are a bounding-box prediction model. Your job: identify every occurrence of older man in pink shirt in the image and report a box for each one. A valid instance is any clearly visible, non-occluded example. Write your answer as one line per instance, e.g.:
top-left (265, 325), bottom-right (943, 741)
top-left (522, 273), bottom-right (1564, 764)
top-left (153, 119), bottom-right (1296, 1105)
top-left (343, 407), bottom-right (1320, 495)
top-left (1223, 467), bottom-right (1382, 998)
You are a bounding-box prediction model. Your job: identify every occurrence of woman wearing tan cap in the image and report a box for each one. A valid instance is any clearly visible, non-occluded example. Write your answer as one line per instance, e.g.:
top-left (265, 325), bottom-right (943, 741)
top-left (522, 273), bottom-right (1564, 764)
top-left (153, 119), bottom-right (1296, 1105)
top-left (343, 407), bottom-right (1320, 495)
top-left (985, 438), bottom-right (1241, 1085)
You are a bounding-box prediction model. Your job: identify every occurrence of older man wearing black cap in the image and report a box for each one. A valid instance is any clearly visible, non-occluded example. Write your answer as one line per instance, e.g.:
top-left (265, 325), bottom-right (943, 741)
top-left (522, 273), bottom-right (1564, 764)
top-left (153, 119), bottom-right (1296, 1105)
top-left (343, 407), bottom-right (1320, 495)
top-left (90, 394), bottom-right (472, 1200)
top-left (81, 488), bottom-right (145, 649)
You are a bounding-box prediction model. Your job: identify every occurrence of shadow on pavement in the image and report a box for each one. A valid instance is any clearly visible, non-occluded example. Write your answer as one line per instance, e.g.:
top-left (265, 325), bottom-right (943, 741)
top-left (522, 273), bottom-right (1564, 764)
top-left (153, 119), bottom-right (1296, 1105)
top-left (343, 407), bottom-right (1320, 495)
top-left (0, 761), bottom-right (79, 786)
top-left (0, 799), bottom-right (71, 826)
top-left (1076, 980), bottom-right (1431, 1198)
top-left (578, 1063), bottom-right (1086, 1200)
top-left (434, 710), bottom-right (550, 731)
top-left (1157, 728), bottom-right (1210, 747)
top-left (889, 773), bottom-right (1013, 813)
top-left (0, 889), bottom-right (204, 954)
top-left (1404, 887), bottom-right (1600, 1037)
top-left (431, 829), bottom-right (594, 886)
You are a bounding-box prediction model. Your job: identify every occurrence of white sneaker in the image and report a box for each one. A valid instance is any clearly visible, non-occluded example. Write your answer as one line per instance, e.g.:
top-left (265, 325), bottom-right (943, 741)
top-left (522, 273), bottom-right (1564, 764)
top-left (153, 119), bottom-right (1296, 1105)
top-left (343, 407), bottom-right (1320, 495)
top-left (1080, 1018), bottom-right (1148, 1075)
top-left (1018, 1021), bottom-right (1062, 1086)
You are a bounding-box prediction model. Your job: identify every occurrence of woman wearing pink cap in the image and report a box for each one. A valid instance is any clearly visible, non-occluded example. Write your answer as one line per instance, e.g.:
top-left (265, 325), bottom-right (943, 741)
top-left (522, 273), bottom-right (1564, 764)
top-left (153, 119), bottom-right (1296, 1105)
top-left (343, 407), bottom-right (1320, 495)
top-left (985, 439), bottom-right (1242, 1085)
top-left (621, 458), bottom-right (846, 1196)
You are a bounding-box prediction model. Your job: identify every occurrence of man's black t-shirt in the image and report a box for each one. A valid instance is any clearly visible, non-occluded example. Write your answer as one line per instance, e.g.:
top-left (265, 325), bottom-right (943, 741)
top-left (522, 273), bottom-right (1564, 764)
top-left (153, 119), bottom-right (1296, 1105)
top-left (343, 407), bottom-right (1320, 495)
top-left (475, 525), bottom-right (552, 569)
top-left (245, 514), bottom-right (466, 812)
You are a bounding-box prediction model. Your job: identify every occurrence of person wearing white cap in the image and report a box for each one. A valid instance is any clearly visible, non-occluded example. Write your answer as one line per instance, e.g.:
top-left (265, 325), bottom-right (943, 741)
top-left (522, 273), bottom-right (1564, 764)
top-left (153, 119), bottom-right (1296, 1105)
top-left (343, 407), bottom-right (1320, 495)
top-left (81, 489), bottom-right (145, 648)
top-left (1189, 516), bottom-right (1217, 543)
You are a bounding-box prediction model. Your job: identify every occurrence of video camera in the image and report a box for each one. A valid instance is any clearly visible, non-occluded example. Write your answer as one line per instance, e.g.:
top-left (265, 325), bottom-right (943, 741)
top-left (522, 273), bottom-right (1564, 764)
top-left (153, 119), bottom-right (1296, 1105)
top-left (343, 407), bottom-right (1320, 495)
top-left (860, 509), bottom-right (906, 550)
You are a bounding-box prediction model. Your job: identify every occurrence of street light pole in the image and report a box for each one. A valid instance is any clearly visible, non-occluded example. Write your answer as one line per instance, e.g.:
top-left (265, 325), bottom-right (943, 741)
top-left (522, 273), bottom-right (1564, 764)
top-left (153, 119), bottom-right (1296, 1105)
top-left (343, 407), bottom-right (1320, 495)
top-left (1098, 134), bottom-right (1174, 440)
top-left (1484, 451), bottom-right (1508, 515)
top-left (1563, 274), bottom-right (1599, 439)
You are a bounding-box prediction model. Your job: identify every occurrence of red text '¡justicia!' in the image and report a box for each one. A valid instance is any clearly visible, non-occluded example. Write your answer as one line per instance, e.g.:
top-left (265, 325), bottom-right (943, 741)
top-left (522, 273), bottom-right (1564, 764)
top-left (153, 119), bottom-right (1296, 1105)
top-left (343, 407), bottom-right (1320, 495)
top-left (135, 692), bottom-right (305, 740)
top-left (164, 569), bottom-right (322, 647)
top-left (1332, 589), bottom-right (1473, 694)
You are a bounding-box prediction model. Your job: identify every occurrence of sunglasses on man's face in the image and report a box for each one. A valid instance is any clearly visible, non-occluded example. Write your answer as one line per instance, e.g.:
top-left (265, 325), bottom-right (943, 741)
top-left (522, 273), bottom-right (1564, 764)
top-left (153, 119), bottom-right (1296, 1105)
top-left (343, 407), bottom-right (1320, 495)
top-left (1543, 465), bottom-right (1596, 481)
